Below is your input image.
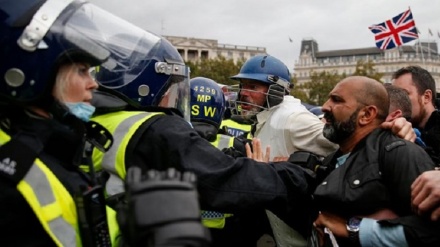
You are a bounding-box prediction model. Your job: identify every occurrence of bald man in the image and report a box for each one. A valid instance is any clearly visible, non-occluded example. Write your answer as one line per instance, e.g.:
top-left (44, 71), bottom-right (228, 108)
top-left (311, 76), bottom-right (437, 247)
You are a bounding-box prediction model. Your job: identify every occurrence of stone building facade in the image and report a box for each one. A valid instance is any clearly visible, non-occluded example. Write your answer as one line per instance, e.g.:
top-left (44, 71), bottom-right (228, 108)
top-left (294, 38), bottom-right (440, 91)
top-left (164, 35), bottom-right (267, 64)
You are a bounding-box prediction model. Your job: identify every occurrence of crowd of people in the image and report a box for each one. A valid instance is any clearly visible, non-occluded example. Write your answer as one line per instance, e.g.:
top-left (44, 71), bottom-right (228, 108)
top-left (1, 0), bottom-right (440, 247)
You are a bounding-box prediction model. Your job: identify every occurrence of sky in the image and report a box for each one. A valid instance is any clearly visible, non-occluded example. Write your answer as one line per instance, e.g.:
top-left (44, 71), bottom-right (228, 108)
top-left (91, 0), bottom-right (440, 72)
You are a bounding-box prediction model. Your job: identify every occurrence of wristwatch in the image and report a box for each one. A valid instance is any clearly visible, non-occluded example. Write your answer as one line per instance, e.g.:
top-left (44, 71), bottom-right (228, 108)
top-left (346, 217), bottom-right (362, 246)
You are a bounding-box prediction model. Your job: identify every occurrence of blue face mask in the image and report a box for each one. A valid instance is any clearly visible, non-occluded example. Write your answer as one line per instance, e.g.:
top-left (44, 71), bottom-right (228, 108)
top-left (64, 102), bottom-right (96, 122)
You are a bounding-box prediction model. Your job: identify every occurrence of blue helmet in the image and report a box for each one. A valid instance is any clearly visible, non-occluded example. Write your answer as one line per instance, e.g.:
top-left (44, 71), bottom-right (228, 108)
top-left (0, 0), bottom-right (128, 107)
top-left (190, 77), bottom-right (226, 128)
top-left (94, 32), bottom-right (191, 122)
top-left (230, 55), bottom-right (292, 116)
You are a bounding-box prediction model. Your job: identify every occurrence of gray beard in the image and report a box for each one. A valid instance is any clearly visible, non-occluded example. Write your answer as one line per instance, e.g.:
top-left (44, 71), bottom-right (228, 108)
top-left (323, 109), bottom-right (358, 143)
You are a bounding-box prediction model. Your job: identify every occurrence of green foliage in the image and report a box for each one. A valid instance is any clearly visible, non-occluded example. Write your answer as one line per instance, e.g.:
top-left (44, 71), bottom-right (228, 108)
top-left (293, 60), bottom-right (383, 105)
top-left (294, 71), bottom-right (344, 105)
top-left (186, 56), bottom-right (245, 85)
top-left (352, 59), bottom-right (384, 82)
top-left (290, 75), bottom-right (308, 102)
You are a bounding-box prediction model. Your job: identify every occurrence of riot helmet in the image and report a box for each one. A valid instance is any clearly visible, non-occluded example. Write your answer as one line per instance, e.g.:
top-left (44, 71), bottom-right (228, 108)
top-left (0, 0), bottom-right (131, 111)
top-left (190, 77), bottom-right (226, 129)
top-left (230, 55), bottom-right (292, 117)
top-left (94, 31), bottom-right (191, 122)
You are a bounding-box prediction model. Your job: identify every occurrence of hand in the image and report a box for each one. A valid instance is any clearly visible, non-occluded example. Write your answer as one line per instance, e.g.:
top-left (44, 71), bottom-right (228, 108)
top-left (246, 138), bottom-right (270, 162)
top-left (381, 117), bottom-right (416, 142)
top-left (313, 211), bottom-right (349, 238)
top-left (411, 170), bottom-right (440, 220)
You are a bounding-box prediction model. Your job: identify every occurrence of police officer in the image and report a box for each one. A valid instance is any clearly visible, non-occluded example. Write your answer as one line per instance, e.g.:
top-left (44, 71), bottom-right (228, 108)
top-left (190, 77), bottom-right (249, 157)
top-left (0, 0), bottom-right (124, 245)
top-left (190, 77), bottom-right (277, 246)
top-left (91, 29), bottom-right (316, 245)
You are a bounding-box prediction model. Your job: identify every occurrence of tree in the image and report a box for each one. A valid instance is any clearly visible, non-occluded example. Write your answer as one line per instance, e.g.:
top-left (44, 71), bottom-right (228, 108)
top-left (293, 71), bottom-right (344, 106)
top-left (186, 56), bottom-right (245, 85)
top-left (290, 75), bottom-right (308, 102)
top-left (292, 60), bottom-right (383, 105)
top-left (352, 59), bottom-right (384, 82)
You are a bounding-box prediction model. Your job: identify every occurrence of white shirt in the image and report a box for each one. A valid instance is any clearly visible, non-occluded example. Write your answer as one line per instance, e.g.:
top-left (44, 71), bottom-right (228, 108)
top-left (255, 95), bottom-right (338, 160)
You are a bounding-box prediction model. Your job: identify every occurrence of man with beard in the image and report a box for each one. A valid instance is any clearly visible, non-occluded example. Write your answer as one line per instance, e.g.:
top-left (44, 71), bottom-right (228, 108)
top-left (312, 76), bottom-right (439, 247)
top-left (230, 55), bottom-right (417, 247)
top-left (231, 54), bottom-right (339, 246)
top-left (392, 66), bottom-right (440, 165)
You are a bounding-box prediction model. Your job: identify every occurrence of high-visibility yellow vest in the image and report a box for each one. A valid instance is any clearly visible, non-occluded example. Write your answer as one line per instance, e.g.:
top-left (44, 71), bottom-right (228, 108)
top-left (0, 129), bottom-right (120, 246)
top-left (220, 119), bottom-right (253, 139)
top-left (93, 111), bottom-right (232, 230)
top-left (0, 130), bottom-right (80, 246)
top-left (91, 111), bottom-right (164, 196)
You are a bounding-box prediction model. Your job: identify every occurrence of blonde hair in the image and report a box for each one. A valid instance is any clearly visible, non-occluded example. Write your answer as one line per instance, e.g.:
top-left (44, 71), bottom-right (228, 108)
top-left (52, 63), bottom-right (81, 103)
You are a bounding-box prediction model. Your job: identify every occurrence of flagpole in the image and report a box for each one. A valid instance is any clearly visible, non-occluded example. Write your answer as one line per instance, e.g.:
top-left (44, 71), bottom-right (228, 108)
top-left (428, 29), bottom-right (433, 59)
top-left (418, 39), bottom-right (425, 65)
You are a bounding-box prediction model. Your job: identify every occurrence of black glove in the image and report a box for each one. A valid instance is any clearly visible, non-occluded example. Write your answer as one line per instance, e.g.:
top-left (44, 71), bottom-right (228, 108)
top-left (288, 151), bottom-right (330, 190)
top-left (117, 167), bottom-right (211, 247)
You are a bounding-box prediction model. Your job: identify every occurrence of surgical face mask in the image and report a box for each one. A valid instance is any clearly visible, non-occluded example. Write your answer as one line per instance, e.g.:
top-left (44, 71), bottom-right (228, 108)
top-left (64, 102), bottom-right (96, 122)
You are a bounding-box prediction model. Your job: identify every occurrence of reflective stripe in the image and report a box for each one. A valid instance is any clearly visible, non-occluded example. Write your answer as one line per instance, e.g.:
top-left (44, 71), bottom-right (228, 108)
top-left (0, 130), bottom-right (78, 246)
top-left (93, 111), bottom-right (163, 196)
top-left (105, 173), bottom-right (125, 196)
top-left (102, 113), bottom-right (150, 175)
top-left (215, 134), bottom-right (234, 150)
top-left (22, 161), bottom-right (76, 246)
top-left (220, 119), bottom-right (252, 138)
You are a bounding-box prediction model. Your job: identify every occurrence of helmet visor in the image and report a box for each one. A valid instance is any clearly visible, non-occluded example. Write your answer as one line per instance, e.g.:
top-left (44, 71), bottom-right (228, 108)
top-left (59, 2), bottom-right (161, 82)
top-left (158, 70), bottom-right (191, 122)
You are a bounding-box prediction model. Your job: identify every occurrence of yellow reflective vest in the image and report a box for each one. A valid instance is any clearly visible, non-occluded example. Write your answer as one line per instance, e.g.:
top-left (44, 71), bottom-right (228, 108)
top-left (0, 129), bottom-right (120, 246)
top-left (91, 111), bottom-right (164, 196)
top-left (211, 134), bottom-right (235, 151)
top-left (93, 111), bottom-right (233, 230)
top-left (220, 118), bottom-right (253, 139)
top-left (0, 130), bottom-right (80, 246)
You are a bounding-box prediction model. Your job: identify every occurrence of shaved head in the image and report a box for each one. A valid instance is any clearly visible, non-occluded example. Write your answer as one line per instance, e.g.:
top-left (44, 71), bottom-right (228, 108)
top-left (338, 76), bottom-right (389, 121)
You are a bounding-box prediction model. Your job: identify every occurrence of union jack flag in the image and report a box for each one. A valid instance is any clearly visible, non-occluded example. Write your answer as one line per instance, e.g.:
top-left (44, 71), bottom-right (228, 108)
top-left (369, 8), bottom-right (419, 50)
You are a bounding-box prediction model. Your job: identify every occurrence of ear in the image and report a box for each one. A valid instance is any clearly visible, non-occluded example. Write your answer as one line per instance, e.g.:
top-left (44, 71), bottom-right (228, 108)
top-left (423, 89), bottom-right (433, 105)
top-left (385, 110), bottom-right (402, 122)
top-left (358, 105), bottom-right (378, 126)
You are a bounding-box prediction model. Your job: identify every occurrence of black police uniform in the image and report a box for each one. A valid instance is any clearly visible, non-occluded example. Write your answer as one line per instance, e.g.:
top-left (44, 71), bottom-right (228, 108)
top-left (193, 123), bottom-right (275, 247)
top-left (92, 92), bottom-right (316, 242)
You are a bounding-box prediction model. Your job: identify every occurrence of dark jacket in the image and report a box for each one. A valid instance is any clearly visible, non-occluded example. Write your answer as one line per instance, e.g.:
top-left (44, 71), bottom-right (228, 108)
top-left (0, 109), bottom-right (93, 247)
top-left (420, 110), bottom-right (440, 166)
top-left (314, 128), bottom-right (437, 246)
top-left (193, 121), bottom-right (274, 247)
top-left (92, 92), bottom-right (316, 241)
